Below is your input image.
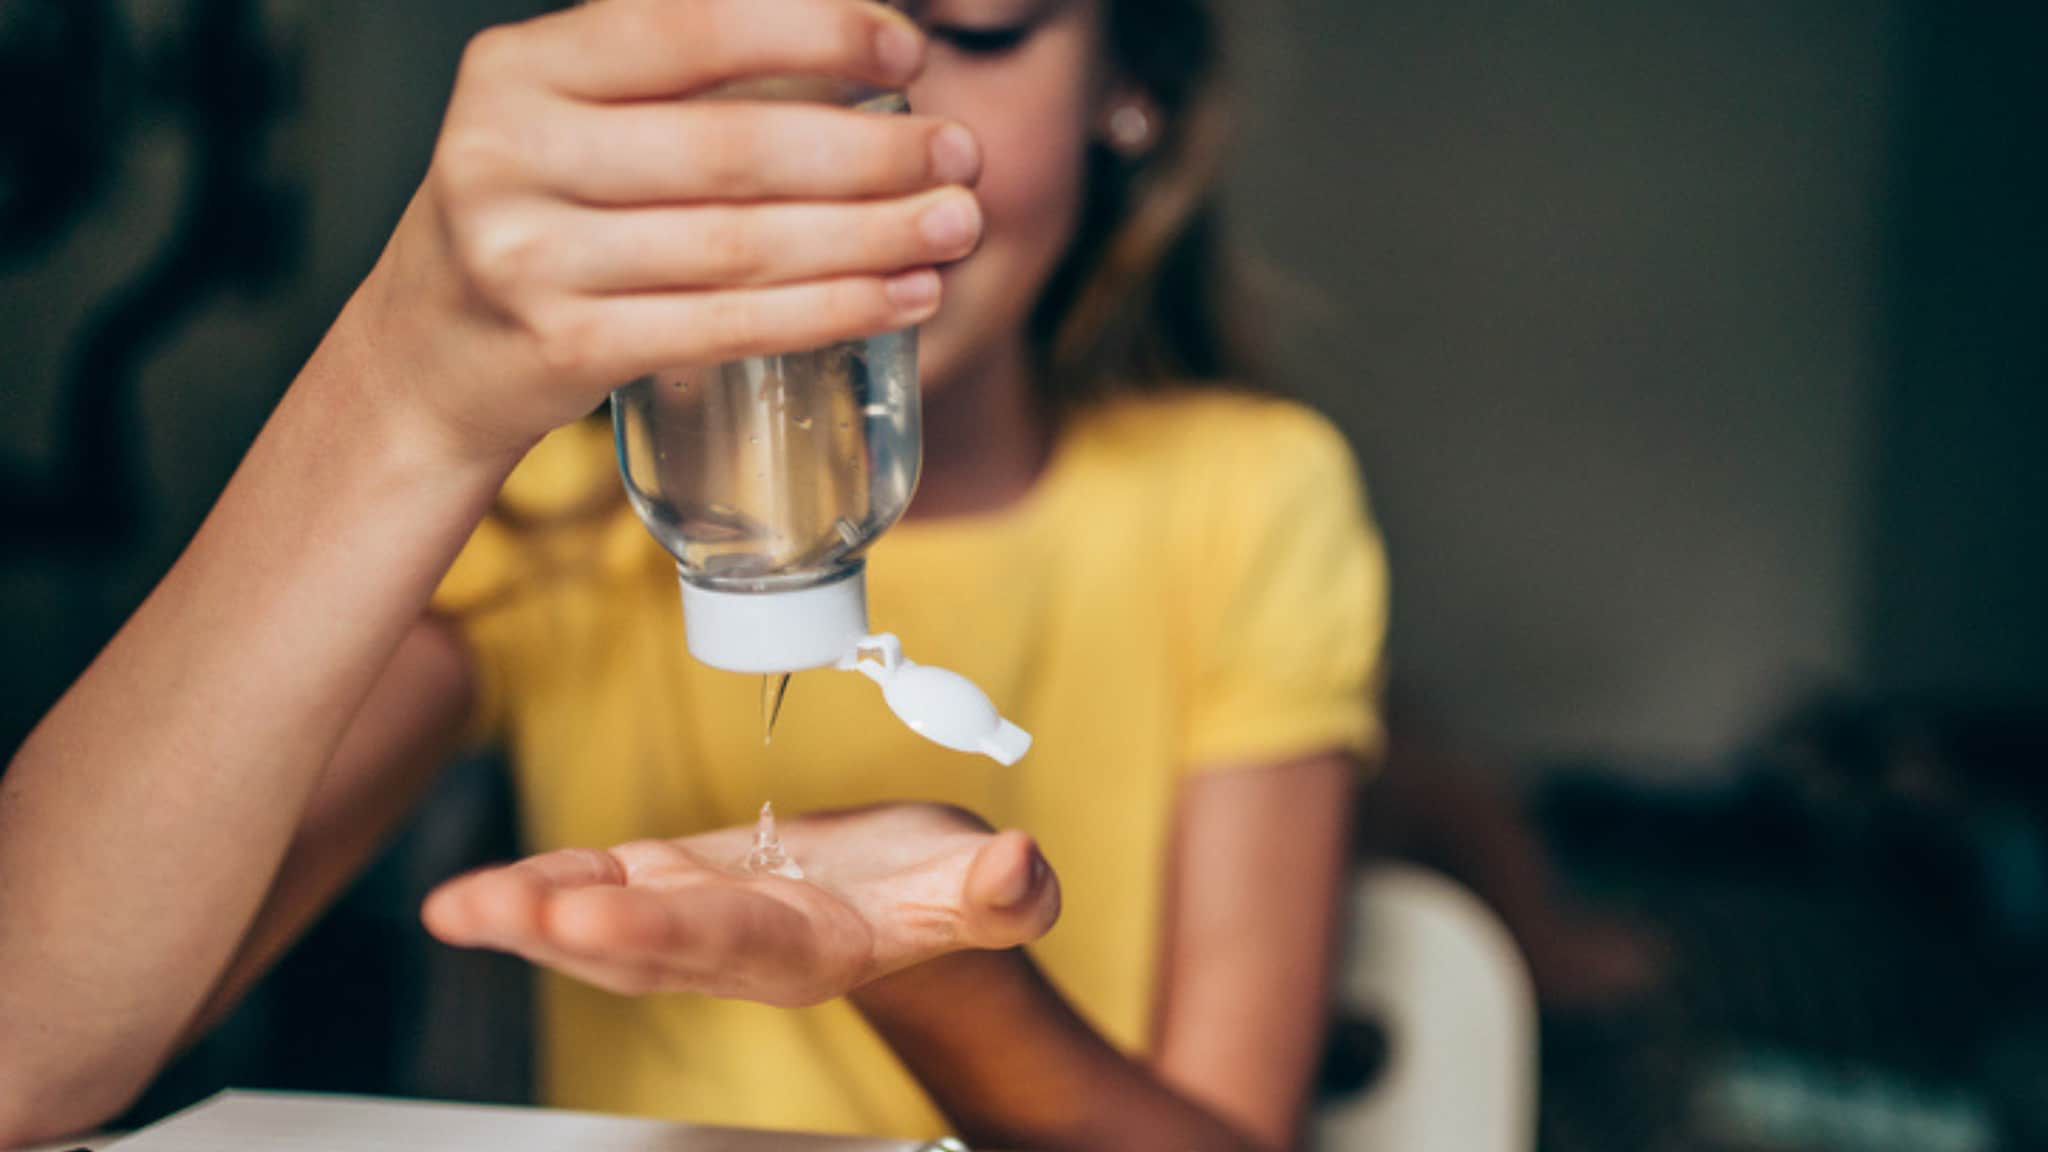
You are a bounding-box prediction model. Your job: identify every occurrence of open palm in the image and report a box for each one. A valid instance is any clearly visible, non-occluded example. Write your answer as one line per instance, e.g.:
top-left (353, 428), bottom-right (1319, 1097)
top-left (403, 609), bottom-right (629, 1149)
top-left (422, 804), bottom-right (1059, 1006)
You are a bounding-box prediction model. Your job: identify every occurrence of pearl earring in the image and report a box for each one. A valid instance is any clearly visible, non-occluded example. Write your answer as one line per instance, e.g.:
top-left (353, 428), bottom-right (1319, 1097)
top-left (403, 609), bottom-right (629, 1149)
top-left (1106, 101), bottom-right (1154, 155)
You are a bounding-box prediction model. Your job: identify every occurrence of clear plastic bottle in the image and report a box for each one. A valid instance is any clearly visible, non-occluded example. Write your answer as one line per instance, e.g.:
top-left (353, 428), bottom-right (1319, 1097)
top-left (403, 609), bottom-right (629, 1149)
top-left (610, 75), bottom-right (1028, 765)
top-left (612, 307), bottom-right (916, 595)
top-left (613, 77), bottom-right (917, 669)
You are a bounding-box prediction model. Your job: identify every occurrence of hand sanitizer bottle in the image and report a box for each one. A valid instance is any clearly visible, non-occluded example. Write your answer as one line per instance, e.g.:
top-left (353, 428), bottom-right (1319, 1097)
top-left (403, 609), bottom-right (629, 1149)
top-left (610, 71), bottom-right (1029, 766)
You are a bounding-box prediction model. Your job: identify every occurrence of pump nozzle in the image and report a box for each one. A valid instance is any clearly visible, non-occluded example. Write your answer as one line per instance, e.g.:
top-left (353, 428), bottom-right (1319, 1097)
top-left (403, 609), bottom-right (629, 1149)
top-left (677, 570), bottom-right (1031, 764)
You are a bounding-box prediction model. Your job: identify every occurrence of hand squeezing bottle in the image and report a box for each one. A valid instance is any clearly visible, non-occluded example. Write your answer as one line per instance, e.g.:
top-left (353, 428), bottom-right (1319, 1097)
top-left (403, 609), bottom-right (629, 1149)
top-left (610, 71), bottom-right (1029, 766)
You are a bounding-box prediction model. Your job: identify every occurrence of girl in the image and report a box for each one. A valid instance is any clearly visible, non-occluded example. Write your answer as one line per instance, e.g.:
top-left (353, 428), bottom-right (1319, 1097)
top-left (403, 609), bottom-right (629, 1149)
top-left (0, 0), bottom-right (1386, 1148)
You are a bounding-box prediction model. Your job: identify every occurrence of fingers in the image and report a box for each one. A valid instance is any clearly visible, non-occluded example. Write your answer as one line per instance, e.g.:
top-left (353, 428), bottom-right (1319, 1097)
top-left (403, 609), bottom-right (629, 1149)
top-left (549, 884), bottom-right (810, 977)
top-left (421, 862), bottom-right (687, 997)
top-left (385, 0), bottom-right (971, 461)
top-left (522, 883), bottom-right (834, 1003)
top-left (510, 845), bottom-right (631, 887)
top-left (530, 272), bottom-right (941, 383)
top-left (504, 0), bottom-right (925, 102)
top-left (422, 841), bottom-right (841, 1002)
top-left (421, 816), bottom-right (1061, 1007)
top-left (420, 847), bottom-right (624, 947)
top-left (535, 187), bottom-right (979, 294)
top-left (414, 0), bottom-right (982, 424)
top-left (962, 830), bottom-right (1061, 949)
top-left (542, 104), bottom-right (979, 205)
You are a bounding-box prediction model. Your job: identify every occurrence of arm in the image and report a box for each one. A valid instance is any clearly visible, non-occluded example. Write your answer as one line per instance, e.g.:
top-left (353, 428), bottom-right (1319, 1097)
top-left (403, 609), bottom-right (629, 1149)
top-left (853, 754), bottom-right (1354, 1152)
top-left (3, 0), bottom-right (968, 1138)
top-left (176, 617), bottom-right (479, 1048)
top-left (0, 322), bottom-right (513, 1142)
top-left (1152, 753), bottom-right (1354, 1149)
top-left (854, 950), bottom-right (1260, 1152)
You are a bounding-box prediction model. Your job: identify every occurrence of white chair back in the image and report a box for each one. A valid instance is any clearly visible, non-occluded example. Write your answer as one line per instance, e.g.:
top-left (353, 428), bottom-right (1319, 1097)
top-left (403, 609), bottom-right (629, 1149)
top-left (1316, 866), bottom-right (1539, 1152)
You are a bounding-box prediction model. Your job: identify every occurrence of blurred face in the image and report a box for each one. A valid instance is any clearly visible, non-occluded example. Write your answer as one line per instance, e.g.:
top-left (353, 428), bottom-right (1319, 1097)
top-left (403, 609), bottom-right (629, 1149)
top-left (906, 0), bottom-right (1107, 396)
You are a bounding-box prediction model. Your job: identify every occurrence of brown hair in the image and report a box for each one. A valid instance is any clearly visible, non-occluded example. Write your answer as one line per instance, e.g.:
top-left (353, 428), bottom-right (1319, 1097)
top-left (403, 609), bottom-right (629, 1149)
top-left (1030, 0), bottom-right (1254, 416)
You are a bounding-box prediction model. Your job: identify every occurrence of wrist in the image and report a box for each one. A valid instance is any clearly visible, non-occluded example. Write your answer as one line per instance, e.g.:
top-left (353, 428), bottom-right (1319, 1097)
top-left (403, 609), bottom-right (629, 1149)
top-left (853, 949), bottom-right (1106, 1149)
top-left (852, 946), bottom-right (1018, 1022)
top-left (310, 266), bottom-right (534, 488)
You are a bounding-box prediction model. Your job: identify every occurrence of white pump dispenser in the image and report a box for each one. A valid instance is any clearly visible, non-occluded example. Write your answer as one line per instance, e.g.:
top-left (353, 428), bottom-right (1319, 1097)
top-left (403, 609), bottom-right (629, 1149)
top-left (672, 565), bottom-right (1032, 766)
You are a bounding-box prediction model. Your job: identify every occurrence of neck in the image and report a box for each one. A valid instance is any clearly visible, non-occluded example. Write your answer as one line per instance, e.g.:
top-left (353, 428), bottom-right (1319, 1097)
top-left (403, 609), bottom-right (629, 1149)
top-left (908, 333), bottom-right (1052, 520)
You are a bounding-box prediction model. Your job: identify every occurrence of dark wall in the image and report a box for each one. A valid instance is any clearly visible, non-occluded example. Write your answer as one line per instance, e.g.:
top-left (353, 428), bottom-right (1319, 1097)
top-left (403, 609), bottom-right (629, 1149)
top-left (1865, 0), bottom-right (2048, 708)
top-left (0, 0), bottom-right (551, 749)
top-left (1228, 0), bottom-right (1908, 769)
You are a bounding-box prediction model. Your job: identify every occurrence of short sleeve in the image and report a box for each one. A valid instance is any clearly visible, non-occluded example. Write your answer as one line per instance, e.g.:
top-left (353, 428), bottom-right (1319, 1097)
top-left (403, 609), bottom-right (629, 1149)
top-left (1180, 404), bottom-right (1389, 772)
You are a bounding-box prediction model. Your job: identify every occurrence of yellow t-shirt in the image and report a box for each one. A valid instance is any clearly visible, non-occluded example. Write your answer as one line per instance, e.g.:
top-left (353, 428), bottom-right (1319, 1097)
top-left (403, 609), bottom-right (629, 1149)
top-left (430, 389), bottom-right (1389, 1138)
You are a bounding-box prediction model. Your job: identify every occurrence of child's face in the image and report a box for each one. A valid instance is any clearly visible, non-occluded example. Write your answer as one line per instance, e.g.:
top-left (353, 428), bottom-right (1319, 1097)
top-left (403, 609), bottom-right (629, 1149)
top-left (907, 0), bottom-right (1106, 396)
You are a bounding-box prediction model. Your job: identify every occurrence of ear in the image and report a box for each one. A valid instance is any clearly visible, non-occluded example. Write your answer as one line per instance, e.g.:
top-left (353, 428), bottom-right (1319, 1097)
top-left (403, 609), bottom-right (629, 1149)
top-left (1096, 80), bottom-right (1161, 158)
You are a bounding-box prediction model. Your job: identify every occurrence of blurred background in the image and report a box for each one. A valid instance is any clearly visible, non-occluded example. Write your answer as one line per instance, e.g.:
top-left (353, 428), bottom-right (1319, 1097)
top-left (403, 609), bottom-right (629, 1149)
top-left (2, 1), bottom-right (2042, 1149)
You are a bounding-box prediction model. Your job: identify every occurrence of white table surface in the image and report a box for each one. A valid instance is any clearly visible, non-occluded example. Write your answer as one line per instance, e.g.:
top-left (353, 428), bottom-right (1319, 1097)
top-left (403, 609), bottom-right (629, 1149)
top-left (37, 1092), bottom-right (963, 1152)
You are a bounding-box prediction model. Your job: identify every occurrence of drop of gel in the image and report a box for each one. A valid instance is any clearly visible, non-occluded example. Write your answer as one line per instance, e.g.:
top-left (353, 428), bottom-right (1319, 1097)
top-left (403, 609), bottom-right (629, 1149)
top-left (741, 801), bottom-right (804, 880)
top-left (760, 672), bottom-right (792, 744)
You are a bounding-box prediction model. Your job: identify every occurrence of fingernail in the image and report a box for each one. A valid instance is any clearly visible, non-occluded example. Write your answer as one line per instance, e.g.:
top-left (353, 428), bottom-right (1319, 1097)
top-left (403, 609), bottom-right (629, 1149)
top-left (929, 122), bottom-right (981, 185)
top-left (918, 193), bottom-right (980, 251)
top-left (995, 845), bottom-right (1046, 910)
top-left (874, 18), bottom-right (924, 83)
top-left (886, 268), bottom-right (941, 312)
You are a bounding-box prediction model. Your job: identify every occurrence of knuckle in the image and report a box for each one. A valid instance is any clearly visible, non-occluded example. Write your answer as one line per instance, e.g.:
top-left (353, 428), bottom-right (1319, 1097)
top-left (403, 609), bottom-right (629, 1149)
top-left (561, 847), bottom-right (617, 879)
top-left (696, 208), bottom-right (764, 283)
top-left (696, 292), bottom-right (761, 354)
top-left (831, 2), bottom-right (877, 68)
top-left (477, 876), bottom-right (538, 933)
top-left (684, 0), bottom-right (742, 66)
top-left (689, 114), bottom-right (760, 193)
top-left (458, 212), bottom-right (551, 298)
top-left (886, 119), bottom-right (937, 184)
top-left (457, 24), bottom-right (521, 83)
top-left (626, 0), bottom-right (729, 69)
top-left (824, 277), bottom-right (897, 334)
top-left (614, 838), bottom-right (690, 878)
top-left (432, 124), bottom-right (520, 205)
top-left (527, 304), bottom-right (604, 376)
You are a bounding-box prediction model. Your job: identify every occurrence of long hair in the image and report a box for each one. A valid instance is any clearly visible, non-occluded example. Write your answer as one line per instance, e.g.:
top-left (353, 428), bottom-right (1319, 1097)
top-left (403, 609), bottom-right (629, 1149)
top-left (1030, 0), bottom-right (1253, 416)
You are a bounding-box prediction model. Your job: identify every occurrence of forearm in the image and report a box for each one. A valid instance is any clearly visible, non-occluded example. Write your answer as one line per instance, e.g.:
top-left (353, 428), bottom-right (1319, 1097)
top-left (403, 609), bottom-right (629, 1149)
top-left (0, 293), bottom-right (517, 1138)
top-left (854, 949), bottom-right (1259, 1152)
top-left (177, 619), bottom-right (476, 1052)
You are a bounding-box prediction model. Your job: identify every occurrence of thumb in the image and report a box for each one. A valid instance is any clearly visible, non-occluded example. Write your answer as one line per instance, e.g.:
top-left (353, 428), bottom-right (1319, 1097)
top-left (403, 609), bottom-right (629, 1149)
top-left (961, 829), bottom-right (1061, 949)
